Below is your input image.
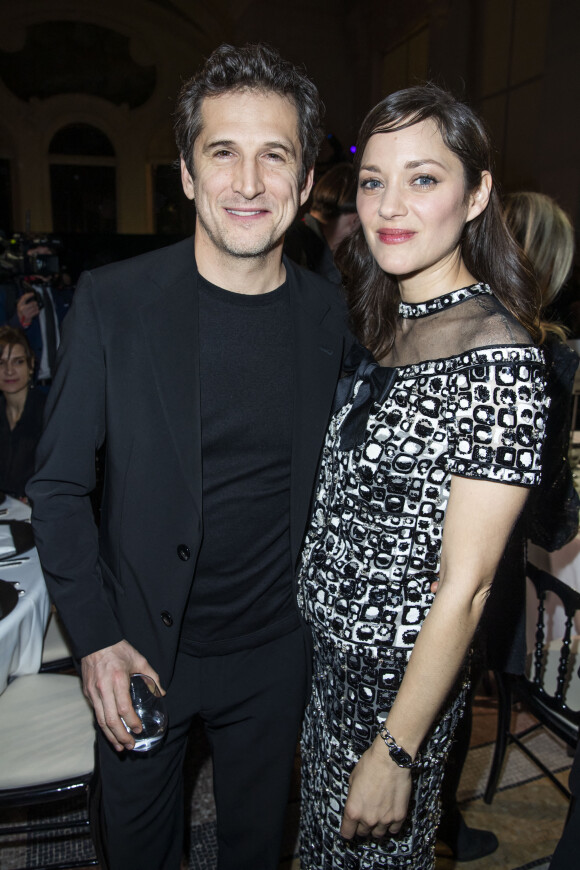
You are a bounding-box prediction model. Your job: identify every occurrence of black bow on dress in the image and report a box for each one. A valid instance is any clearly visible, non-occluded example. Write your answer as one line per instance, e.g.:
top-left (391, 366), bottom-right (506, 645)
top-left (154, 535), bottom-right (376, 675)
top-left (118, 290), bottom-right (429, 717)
top-left (334, 344), bottom-right (397, 451)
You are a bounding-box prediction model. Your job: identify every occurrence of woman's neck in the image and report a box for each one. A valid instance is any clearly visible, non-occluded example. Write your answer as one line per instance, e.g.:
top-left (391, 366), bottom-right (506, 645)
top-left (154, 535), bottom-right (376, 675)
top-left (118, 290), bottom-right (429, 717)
top-left (398, 254), bottom-right (477, 305)
top-left (4, 389), bottom-right (28, 431)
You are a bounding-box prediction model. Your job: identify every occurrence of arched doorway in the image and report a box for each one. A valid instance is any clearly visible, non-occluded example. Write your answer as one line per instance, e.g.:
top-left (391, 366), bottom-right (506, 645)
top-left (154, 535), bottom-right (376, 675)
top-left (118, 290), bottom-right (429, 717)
top-left (49, 124), bottom-right (117, 232)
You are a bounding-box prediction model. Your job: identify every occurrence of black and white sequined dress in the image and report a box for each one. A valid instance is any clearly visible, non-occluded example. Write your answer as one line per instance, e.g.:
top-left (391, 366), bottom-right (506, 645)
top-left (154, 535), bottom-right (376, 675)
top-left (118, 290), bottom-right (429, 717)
top-left (298, 284), bottom-right (548, 869)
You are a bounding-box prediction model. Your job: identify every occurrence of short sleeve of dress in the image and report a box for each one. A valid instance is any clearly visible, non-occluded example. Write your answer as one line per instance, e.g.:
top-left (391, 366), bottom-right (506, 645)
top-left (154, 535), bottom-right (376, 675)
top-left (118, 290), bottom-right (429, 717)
top-left (446, 345), bottom-right (548, 486)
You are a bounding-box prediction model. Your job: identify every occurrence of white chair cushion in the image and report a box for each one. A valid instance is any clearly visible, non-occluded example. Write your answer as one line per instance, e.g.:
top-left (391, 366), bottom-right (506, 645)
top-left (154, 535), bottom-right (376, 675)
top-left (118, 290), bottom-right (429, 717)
top-left (0, 674), bottom-right (95, 789)
top-left (42, 610), bottom-right (73, 664)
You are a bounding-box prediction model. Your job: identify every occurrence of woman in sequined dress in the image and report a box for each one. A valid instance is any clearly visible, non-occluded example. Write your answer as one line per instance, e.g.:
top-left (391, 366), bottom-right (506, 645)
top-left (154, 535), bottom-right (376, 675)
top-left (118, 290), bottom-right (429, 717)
top-left (297, 85), bottom-right (549, 869)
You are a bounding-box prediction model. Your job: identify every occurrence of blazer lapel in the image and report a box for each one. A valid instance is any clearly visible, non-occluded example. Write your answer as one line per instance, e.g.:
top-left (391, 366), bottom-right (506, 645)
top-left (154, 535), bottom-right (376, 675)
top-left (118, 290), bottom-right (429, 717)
top-left (139, 264), bottom-right (201, 508)
top-left (289, 270), bottom-right (345, 566)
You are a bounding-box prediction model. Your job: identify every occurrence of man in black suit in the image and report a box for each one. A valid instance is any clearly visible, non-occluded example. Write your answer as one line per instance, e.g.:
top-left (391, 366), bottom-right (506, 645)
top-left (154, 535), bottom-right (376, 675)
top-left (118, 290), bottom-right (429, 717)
top-left (28, 44), bottom-right (349, 870)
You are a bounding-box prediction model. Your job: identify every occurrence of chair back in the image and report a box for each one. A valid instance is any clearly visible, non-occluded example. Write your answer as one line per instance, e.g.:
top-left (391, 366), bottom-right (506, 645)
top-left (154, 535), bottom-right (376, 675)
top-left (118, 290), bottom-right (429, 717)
top-left (523, 561), bottom-right (580, 743)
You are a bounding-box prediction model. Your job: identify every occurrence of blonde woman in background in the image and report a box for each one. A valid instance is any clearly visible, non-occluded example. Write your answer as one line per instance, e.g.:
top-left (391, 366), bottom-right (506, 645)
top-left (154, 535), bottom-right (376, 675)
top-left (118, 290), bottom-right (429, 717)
top-left (511, 191), bottom-right (579, 870)
top-left (504, 192), bottom-right (578, 551)
top-left (505, 192), bottom-right (574, 332)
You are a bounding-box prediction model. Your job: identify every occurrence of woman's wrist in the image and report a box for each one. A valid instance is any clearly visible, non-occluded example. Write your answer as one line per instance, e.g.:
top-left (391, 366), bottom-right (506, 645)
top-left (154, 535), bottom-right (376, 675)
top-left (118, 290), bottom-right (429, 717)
top-left (377, 724), bottom-right (419, 769)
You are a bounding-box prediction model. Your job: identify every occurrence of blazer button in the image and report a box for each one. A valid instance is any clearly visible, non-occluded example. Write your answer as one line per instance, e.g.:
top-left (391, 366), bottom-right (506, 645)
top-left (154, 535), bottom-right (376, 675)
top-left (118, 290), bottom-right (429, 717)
top-left (161, 611), bottom-right (173, 627)
top-left (177, 544), bottom-right (191, 561)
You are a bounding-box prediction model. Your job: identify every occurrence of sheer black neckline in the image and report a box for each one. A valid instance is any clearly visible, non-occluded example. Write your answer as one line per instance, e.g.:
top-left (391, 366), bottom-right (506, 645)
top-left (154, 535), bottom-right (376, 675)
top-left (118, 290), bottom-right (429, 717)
top-left (398, 282), bottom-right (493, 319)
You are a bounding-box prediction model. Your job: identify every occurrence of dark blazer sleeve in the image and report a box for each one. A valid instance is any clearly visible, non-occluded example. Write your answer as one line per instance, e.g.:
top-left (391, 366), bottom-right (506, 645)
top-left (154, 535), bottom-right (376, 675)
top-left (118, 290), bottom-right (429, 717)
top-left (27, 272), bottom-right (124, 659)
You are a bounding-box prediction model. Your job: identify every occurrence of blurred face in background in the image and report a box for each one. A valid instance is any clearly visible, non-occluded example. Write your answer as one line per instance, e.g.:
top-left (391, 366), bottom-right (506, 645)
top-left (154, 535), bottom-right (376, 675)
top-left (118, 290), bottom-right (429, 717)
top-left (0, 343), bottom-right (33, 397)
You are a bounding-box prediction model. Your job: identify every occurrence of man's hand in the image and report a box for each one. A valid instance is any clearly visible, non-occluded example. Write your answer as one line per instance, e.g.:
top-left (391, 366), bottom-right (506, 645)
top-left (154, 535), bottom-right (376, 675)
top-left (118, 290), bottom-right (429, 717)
top-left (340, 737), bottom-right (412, 840)
top-left (81, 640), bottom-right (165, 751)
top-left (16, 291), bottom-right (40, 327)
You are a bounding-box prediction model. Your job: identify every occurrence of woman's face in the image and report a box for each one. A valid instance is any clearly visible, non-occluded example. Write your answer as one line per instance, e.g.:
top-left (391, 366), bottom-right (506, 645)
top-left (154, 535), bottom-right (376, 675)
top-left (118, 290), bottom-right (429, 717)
top-left (356, 118), bottom-right (489, 287)
top-left (0, 343), bottom-right (32, 396)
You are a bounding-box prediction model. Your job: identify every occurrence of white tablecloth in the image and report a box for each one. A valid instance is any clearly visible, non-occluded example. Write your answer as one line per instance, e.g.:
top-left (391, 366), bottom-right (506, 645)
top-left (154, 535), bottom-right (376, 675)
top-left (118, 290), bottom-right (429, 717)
top-left (0, 494), bottom-right (33, 522)
top-left (0, 496), bottom-right (50, 694)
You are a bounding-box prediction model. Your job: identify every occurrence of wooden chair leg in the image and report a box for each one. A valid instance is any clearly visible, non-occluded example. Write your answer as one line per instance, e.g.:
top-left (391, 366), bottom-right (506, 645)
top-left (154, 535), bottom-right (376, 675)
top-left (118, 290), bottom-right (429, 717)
top-left (484, 671), bottom-right (512, 804)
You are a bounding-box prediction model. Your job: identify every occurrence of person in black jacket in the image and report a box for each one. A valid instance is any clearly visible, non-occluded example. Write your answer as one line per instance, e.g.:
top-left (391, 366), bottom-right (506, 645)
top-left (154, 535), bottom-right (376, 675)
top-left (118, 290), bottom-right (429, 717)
top-left (0, 325), bottom-right (45, 500)
top-left (27, 44), bottom-right (351, 870)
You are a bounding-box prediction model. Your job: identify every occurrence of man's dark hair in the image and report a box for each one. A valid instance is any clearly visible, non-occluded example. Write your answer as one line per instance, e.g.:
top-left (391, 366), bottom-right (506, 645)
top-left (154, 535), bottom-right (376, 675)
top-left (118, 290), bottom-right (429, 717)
top-left (174, 43), bottom-right (324, 188)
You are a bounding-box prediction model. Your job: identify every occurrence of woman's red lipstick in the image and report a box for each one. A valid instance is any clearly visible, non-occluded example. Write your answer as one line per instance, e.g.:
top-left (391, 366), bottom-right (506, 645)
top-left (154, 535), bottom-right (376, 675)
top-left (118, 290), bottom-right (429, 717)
top-left (377, 229), bottom-right (416, 244)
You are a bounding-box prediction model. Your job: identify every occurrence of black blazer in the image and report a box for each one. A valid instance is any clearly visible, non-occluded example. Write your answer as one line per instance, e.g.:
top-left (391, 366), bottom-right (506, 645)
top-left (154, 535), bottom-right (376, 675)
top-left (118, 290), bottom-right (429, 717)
top-left (28, 237), bottom-right (349, 686)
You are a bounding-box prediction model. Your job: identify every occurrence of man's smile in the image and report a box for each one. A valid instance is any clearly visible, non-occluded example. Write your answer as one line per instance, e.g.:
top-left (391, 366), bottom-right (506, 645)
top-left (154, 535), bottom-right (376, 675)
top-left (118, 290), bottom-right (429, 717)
top-left (225, 208), bottom-right (267, 217)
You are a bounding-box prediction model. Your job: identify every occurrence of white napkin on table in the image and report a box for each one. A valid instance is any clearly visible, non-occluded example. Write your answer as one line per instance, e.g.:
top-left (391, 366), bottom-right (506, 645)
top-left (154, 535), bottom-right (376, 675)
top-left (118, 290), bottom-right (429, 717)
top-left (0, 524), bottom-right (16, 558)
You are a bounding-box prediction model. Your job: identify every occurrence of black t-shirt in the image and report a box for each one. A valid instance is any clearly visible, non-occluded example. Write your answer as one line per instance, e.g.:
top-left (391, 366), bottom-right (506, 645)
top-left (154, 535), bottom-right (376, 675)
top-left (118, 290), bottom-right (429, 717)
top-left (0, 389), bottom-right (46, 499)
top-left (179, 274), bottom-right (299, 655)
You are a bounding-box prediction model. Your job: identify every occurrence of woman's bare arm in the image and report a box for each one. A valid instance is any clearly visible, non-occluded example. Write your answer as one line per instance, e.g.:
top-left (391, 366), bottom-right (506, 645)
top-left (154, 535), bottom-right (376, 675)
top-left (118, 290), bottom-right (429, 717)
top-left (341, 475), bottom-right (529, 839)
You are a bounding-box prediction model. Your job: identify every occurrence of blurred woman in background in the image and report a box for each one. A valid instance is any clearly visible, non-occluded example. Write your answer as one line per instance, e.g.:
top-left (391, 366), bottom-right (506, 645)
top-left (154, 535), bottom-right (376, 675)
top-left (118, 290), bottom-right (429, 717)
top-left (0, 325), bottom-right (45, 500)
top-left (505, 192), bottom-right (578, 553)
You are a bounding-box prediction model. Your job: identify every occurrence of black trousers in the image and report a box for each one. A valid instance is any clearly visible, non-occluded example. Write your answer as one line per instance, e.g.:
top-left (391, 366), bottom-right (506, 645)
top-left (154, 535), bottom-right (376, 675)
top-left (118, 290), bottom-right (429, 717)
top-left (549, 740), bottom-right (580, 870)
top-left (96, 626), bottom-right (308, 870)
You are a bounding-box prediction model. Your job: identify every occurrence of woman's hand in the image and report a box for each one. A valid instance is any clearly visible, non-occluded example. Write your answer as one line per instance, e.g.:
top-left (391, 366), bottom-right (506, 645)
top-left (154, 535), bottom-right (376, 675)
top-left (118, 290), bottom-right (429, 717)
top-left (341, 737), bottom-right (413, 839)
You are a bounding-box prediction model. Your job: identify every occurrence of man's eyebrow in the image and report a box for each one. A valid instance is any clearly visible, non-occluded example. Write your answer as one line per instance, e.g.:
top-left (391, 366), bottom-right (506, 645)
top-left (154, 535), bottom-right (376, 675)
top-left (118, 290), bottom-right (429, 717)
top-left (202, 139), bottom-right (236, 152)
top-left (202, 138), bottom-right (297, 157)
top-left (263, 140), bottom-right (296, 157)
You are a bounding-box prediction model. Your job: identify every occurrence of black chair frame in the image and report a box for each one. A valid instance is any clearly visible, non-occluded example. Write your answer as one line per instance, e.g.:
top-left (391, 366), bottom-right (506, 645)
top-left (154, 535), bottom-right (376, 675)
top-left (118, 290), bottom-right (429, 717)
top-left (484, 561), bottom-right (580, 804)
top-left (0, 745), bottom-right (106, 870)
top-left (39, 655), bottom-right (76, 674)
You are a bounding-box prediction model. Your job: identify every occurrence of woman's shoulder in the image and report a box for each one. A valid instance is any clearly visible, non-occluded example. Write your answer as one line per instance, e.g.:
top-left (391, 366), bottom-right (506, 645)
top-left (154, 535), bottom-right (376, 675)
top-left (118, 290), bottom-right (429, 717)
top-left (410, 291), bottom-right (540, 370)
top-left (458, 291), bottom-right (535, 350)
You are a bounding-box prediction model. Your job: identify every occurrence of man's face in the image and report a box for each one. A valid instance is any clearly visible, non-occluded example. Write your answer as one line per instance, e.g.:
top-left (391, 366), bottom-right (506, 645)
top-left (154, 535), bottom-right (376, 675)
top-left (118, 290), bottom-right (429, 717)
top-left (181, 89), bottom-right (313, 264)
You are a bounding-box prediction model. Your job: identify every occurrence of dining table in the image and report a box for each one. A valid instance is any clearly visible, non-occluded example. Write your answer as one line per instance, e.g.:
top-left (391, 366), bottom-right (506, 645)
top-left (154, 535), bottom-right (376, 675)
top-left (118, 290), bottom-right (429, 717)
top-left (0, 494), bottom-right (50, 695)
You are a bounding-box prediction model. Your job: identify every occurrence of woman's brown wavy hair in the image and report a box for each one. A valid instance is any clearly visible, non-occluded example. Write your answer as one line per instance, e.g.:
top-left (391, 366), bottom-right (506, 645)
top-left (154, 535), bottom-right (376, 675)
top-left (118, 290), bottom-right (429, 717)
top-left (335, 83), bottom-right (542, 358)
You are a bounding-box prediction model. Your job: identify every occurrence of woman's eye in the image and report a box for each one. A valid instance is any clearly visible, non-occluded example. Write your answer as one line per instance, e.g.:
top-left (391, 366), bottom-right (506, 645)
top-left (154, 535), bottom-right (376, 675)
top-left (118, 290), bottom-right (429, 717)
top-left (359, 178), bottom-right (382, 190)
top-left (412, 175), bottom-right (437, 188)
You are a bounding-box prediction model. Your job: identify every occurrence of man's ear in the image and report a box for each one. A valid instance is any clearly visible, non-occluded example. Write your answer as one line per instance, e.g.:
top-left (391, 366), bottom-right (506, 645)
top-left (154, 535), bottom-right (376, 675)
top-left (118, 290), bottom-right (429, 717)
top-left (180, 156), bottom-right (195, 201)
top-left (299, 166), bottom-right (315, 207)
top-left (467, 170), bottom-right (492, 222)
